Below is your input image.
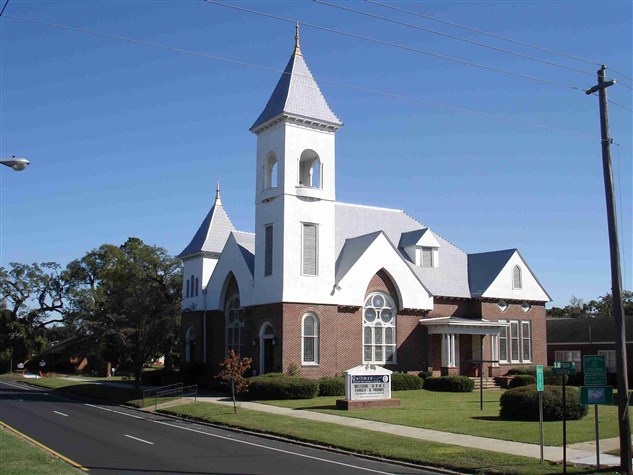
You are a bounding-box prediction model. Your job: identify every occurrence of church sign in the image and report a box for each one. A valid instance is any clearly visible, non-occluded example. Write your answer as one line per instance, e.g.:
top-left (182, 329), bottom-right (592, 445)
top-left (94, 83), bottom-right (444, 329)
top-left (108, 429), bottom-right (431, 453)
top-left (344, 365), bottom-right (392, 401)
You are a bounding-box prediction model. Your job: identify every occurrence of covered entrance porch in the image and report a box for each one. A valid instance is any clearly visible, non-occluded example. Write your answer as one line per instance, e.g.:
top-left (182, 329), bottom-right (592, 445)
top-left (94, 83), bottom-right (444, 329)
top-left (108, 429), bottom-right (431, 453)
top-left (420, 317), bottom-right (508, 377)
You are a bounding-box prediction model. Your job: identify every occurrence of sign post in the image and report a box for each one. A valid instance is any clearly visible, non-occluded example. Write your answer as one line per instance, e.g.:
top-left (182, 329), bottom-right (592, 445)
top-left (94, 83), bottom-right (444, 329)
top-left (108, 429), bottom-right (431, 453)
top-left (581, 355), bottom-right (610, 470)
top-left (536, 365), bottom-right (544, 463)
top-left (553, 361), bottom-right (577, 474)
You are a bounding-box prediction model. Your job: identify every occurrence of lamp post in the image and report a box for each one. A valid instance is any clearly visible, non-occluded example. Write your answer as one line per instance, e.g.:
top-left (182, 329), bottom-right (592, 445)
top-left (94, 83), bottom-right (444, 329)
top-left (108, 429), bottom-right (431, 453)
top-left (0, 156), bottom-right (30, 171)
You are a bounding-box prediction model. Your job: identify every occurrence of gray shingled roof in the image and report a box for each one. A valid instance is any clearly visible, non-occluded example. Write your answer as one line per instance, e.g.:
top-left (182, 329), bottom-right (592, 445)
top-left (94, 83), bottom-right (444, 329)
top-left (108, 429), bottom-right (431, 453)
top-left (399, 228), bottom-right (431, 248)
top-left (250, 50), bottom-right (342, 131)
top-left (233, 231), bottom-right (255, 276)
top-left (334, 203), bottom-right (471, 298)
top-left (179, 199), bottom-right (235, 259)
top-left (467, 249), bottom-right (516, 297)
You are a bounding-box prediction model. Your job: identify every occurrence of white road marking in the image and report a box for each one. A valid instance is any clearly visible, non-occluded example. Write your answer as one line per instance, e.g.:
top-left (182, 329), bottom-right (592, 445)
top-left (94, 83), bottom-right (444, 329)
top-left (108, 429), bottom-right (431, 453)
top-left (84, 403), bottom-right (396, 475)
top-left (84, 403), bottom-right (144, 419)
top-left (124, 434), bottom-right (154, 445)
top-left (54, 411), bottom-right (69, 417)
top-left (0, 381), bottom-right (33, 391)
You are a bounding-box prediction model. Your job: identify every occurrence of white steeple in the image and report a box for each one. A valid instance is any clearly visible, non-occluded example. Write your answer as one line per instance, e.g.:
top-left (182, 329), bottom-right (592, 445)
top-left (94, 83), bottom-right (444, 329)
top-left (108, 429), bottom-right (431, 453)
top-left (251, 28), bottom-right (341, 305)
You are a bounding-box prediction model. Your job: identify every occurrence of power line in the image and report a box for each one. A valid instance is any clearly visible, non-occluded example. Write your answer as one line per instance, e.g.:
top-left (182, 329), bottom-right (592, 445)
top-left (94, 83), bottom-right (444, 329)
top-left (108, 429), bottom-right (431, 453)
top-left (314, 0), bottom-right (595, 78)
top-left (205, 1), bottom-right (585, 92)
top-left (0, 0), bottom-right (10, 17)
top-left (2, 13), bottom-right (599, 142)
top-left (365, 0), bottom-right (633, 87)
top-left (608, 100), bottom-right (633, 113)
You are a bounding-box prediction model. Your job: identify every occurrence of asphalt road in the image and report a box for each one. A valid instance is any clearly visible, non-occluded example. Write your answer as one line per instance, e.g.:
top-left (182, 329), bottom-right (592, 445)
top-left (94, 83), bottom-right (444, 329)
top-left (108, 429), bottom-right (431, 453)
top-left (0, 380), bottom-right (438, 475)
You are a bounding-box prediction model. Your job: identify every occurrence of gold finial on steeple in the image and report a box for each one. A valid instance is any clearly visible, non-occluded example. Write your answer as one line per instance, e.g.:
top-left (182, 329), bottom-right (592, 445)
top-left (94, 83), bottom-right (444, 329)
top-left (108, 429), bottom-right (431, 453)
top-left (214, 178), bottom-right (222, 206)
top-left (294, 21), bottom-right (302, 56)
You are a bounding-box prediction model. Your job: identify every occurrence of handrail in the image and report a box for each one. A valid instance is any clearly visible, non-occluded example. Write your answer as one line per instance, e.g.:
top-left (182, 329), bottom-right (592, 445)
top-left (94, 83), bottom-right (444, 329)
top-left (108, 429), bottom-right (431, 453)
top-left (142, 382), bottom-right (182, 406)
top-left (153, 384), bottom-right (198, 411)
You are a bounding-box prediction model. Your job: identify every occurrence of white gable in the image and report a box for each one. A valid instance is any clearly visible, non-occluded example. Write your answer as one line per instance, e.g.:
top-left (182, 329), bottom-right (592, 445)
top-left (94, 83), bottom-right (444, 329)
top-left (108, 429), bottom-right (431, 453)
top-left (205, 234), bottom-right (255, 311)
top-left (334, 232), bottom-right (433, 310)
top-left (482, 251), bottom-right (550, 302)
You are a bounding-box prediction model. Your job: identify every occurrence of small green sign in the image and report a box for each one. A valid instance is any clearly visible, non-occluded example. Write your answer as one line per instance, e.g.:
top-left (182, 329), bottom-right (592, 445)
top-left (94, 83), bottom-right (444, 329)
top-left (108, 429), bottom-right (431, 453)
top-left (536, 365), bottom-right (544, 391)
top-left (583, 355), bottom-right (606, 374)
top-left (584, 373), bottom-right (607, 385)
top-left (553, 361), bottom-right (577, 375)
top-left (580, 386), bottom-right (614, 405)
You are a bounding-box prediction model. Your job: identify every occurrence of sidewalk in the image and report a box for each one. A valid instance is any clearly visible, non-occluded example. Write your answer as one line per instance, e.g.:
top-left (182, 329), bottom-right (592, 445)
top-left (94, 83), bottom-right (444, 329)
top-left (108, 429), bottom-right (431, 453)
top-left (172, 394), bottom-right (622, 467)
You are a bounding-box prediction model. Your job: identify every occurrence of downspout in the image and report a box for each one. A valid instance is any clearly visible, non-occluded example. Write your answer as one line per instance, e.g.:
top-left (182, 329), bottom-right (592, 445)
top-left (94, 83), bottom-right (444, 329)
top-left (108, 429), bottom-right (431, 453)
top-left (202, 287), bottom-right (208, 364)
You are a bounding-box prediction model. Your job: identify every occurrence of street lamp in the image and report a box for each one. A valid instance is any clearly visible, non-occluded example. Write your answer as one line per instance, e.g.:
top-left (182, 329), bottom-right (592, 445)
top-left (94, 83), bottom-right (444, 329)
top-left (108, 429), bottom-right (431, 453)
top-left (0, 156), bottom-right (30, 171)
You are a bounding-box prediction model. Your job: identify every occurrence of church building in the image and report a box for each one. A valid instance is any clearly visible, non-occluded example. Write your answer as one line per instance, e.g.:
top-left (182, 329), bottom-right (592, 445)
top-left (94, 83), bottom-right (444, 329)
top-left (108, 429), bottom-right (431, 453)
top-left (179, 30), bottom-right (551, 379)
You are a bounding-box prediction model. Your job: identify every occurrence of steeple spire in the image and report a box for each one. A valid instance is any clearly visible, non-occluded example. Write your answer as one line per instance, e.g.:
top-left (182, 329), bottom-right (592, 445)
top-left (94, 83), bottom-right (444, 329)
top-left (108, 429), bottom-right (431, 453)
top-left (214, 178), bottom-right (222, 206)
top-left (294, 22), bottom-right (302, 56)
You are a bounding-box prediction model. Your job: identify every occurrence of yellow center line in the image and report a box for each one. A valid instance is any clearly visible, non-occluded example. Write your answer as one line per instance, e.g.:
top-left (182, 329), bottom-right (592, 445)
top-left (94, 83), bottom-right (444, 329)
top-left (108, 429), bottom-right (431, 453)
top-left (0, 421), bottom-right (89, 472)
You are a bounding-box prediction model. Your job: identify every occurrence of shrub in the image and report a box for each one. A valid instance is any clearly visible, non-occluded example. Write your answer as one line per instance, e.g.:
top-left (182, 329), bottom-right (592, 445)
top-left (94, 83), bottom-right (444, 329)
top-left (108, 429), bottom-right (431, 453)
top-left (508, 374), bottom-right (536, 389)
top-left (417, 370), bottom-right (433, 380)
top-left (500, 385), bottom-right (587, 421)
top-left (505, 366), bottom-right (566, 385)
top-left (247, 375), bottom-right (319, 400)
top-left (318, 376), bottom-right (345, 396)
top-left (392, 373), bottom-right (423, 391)
top-left (423, 375), bottom-right (474, 392)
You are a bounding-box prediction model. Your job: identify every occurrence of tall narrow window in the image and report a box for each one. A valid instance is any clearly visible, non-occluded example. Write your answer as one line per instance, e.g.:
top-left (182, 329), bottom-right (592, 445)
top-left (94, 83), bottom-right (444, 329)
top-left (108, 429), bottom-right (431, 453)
top-left (186, 279), bottom-right (190, 298)
top-left (299, 149), bottom-right (321, 188)
top-left (301, 313), bottom-right (319, 364)
top-left (302, 223), bottom-right (318, 276)
top-left (362, 292), bottom-right (397, 364)
top-left (510, 321), bottom-right (520, 361)
top-left (521, 321), bottom-right (532, 361)
top-left (195, 277), bottom-right (199, 297)
top-left (191, 275), bottom-right (195, 298)
top-left (225, 294), bottom-right (244, 356)
top-left (513, 265), bottom-right (522, 289)
top-left (421, 247), bottom-right (433, 267)
top-left (264, 225), bottom-right (273, 276)
top-left (499, 321), bottom-right (508, 362)
top-left (264, 153), bottom-right (278, 189)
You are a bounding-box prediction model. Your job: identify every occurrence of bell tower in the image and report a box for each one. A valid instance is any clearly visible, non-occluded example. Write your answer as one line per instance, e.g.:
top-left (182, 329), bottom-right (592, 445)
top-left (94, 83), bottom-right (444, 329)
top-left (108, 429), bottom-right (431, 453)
top-left (250, 25), bottom-right (343, 304)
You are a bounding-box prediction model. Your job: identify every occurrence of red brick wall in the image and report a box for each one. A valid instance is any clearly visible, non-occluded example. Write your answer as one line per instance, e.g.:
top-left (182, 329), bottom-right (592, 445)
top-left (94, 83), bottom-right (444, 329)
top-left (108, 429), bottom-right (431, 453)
top-left (480, 300), bottom-right (547, 377)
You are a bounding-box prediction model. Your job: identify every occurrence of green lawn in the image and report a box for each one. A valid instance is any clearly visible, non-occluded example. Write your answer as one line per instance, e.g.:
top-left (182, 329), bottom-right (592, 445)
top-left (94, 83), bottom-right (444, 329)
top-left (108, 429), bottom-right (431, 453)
top-left (161, 401), bottom-right (609, 475)
top-left (0, 427), bottom-right (82, 475)
top-left (261, 389), bottom-right (623, 445)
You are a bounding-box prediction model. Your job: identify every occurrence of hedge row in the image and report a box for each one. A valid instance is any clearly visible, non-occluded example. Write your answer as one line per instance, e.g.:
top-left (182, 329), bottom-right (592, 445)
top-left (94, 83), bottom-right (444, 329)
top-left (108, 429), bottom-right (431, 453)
top-left (423, 375), bottom-right (474, 392)
top-left (247, 375), bottom-right (319, 400)
top-left (505, 366), bottom-right (566, 385)
top-left (508, 374), bottom-right (536, 389)
top-left (392, 373), bottom-right (423, 391)
top-left (500, 385), bottom-right (587, 421)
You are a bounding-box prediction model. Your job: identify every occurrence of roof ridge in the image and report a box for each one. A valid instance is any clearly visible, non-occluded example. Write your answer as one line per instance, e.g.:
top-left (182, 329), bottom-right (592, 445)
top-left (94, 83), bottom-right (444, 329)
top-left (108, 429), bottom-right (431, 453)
top-left (336, 201), bottom-right (404, 213)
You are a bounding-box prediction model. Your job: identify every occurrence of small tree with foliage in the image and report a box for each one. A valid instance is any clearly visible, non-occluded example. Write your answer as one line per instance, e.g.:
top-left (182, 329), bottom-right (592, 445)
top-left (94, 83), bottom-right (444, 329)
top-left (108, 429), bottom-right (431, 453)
top-left (216, 350), bottom-right (252, 413)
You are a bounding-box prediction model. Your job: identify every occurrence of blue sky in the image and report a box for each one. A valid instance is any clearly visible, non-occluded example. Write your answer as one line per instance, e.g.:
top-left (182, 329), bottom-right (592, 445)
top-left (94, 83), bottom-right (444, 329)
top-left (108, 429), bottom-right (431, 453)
top-left (0, 1), bottom-right (631, 307)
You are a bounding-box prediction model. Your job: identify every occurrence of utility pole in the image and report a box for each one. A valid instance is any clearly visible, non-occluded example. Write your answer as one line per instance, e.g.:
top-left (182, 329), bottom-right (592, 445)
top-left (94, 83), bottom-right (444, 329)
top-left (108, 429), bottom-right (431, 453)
top-left (586, 65), bottom-right (631, 475)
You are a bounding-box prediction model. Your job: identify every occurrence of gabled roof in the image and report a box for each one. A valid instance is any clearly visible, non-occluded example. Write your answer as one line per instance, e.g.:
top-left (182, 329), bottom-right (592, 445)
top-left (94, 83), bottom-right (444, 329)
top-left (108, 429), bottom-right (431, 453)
top-left (250, 45), bottom-right (342, 132)
top-left (467, 249), bottom-right (516, 297)
top-left (335, 231), bottom-right (383, 283)
top-left (233, 231), bottom-right (255, 276)
top-left (399, 228), bottom-right (441, 248)
top-left (334, 202), bottom-right (471, 298)
top-left (179, 184), bottom-right (235, 259)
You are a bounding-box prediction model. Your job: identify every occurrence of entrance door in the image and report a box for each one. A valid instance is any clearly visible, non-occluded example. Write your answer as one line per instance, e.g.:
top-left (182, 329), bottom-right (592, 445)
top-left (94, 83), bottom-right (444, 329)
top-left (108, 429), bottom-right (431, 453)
top-left (263, 339), bottom-right (274, 374)
top-left (259, 322), bottom-right (275, 374)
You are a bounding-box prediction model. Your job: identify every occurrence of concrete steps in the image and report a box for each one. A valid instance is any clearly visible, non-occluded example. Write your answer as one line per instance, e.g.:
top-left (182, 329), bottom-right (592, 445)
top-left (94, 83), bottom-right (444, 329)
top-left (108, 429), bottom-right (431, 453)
top-left (470, 376), bottom-right (504, 390)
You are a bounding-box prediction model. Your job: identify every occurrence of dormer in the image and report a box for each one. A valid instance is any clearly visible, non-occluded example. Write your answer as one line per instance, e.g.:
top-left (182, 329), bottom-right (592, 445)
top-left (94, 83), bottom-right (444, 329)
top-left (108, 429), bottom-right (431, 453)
top-left (399, 228), bottom-right (441, 268)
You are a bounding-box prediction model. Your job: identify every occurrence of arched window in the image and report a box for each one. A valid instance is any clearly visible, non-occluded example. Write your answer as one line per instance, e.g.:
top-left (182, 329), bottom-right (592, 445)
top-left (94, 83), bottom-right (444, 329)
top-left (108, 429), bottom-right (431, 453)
top-left (513, 265), bottom-right (522, 289)
top-left (301, 313), bottom-right (319, 365)
top-left (264, 153), bottom-right (278, 189)
top-left (298, 149), bottom-right (321, 188)
top-left (185, 278), bottom-right (190, 298)
top-left (225, 293), bottom-right (244, 356)
top-left (185, 327), bottom-right (196, 363)
top-left (363, 292), bottom-right (396, 364)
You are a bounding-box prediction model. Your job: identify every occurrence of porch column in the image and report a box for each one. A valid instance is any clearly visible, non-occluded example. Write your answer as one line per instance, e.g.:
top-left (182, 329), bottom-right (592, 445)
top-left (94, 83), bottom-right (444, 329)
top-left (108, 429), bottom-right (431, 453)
top-left (490, 334), bottom-right (499, 367)
top-left (441, 333), bottom-right (458, 367)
